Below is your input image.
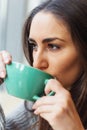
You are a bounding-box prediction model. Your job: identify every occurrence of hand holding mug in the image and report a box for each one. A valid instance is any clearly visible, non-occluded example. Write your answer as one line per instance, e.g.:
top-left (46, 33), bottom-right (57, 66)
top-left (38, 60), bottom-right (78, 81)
top-left (0, 50), bottom-right (12, 84)
top-left (33, 79), bottom-right (84, 130)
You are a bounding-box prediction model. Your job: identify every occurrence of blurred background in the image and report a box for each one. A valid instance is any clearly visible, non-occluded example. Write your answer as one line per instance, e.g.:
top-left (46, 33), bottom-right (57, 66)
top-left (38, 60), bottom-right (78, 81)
top-left (0, 0), bottom-right (45, 115)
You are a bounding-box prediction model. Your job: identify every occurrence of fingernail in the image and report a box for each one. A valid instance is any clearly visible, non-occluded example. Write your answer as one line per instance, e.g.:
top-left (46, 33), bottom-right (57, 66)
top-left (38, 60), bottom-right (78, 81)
top-left (34, 110), bottom-right (38, 115)
top-left (0, 71), bottom-right (5, 78)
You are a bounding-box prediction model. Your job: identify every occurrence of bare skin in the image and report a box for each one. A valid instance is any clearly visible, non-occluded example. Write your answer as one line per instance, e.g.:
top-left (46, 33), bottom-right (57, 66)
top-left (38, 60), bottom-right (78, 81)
top-left (0, 12), bottom-right (84, 130)
top-left (29, 12), bottom-right (82, 88)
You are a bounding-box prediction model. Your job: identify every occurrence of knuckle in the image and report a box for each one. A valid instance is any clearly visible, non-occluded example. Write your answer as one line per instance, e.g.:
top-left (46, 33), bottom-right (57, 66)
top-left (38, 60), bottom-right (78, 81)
top-left (61, 91), bottom-right (71, 109)
top-left (65, 91), bottom-right (72, 102)
top-left (2, 50), bottom-right (12, 58)
top-left (48, 79), bottom-right (56, 85)
top-left (58, 106), bottom-right (68, 115)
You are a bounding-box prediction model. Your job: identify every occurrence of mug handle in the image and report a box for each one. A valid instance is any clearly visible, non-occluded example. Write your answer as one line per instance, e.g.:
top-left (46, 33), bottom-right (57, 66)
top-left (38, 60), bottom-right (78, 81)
top-left (33, 79), bottom-right (55, 101)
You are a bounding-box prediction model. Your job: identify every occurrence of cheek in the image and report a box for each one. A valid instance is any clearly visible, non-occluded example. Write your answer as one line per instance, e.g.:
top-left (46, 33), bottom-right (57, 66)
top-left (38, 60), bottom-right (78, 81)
top-left (59, 55), bottom-right (79, 73)
top-left (49, 53), bottom-right (82, 87)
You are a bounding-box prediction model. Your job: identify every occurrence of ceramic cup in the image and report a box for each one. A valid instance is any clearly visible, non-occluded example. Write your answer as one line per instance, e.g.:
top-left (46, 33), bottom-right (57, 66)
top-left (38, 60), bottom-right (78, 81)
top-left (4, 62), bottom-right (54, 101)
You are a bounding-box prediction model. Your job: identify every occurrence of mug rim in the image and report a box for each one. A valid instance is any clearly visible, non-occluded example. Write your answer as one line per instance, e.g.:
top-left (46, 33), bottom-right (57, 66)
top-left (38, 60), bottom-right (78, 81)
top-left (11, 61), bottom-right (53, 77)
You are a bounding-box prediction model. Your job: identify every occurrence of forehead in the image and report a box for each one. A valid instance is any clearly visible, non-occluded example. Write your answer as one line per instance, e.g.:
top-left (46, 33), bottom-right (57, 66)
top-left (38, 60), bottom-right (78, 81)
top-left (29, 12), bottom-right (71, 42)
top-left (30, 12), bottom-right (67, 31)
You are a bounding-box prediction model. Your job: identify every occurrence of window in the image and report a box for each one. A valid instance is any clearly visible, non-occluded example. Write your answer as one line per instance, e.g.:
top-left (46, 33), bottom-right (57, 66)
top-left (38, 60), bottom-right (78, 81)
top-left (0, 0), bottom-right (42, 115)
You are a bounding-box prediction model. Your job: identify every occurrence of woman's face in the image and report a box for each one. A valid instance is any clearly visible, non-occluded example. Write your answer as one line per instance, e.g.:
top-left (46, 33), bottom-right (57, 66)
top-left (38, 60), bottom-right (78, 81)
top-left (29, 12), bottom-right (82, 88)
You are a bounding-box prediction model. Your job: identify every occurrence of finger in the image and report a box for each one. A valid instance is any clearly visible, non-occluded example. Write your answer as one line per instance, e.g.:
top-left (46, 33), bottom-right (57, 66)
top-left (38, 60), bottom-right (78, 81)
top-left (34, 105), bottom-right (52, 115)
top-left (44, 79), bottom-right (65, 95)
top-left (0, 53), bottom-right (6, 78)
top-left (33, 104), bottom-right (62, 125)
top-left (33, 93), bottom-right (69, 110)
top-left (34, 104), bottom-right (61, 115)
top-left (1, 50), bottom-right (12, 64)
top-left (32, 96), bottom-right (55, 109)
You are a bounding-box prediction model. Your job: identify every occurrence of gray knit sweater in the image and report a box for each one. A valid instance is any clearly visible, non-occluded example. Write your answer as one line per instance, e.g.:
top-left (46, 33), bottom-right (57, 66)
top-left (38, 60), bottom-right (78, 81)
top-left (1, 101), bottom-right (87, 130)
top-left (1, 101), bottom-right (38, 130)
top-left (0, 105), bottom-right (5, 130)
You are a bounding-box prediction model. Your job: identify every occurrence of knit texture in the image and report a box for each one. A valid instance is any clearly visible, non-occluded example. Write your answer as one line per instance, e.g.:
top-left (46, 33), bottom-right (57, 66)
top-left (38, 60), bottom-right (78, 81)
top-left (5, 101), bottom-right (38, 130)
top-left (0, 104), bottom-right (5, 130)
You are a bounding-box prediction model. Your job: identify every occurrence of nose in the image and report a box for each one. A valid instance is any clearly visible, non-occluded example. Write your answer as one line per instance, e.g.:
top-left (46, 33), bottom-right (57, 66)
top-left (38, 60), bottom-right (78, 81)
top-left (33, 50), bottom-right (48, 70)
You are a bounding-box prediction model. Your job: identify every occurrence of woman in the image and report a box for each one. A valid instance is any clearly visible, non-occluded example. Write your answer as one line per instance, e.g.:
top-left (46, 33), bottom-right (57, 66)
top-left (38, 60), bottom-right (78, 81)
top-left (0, 0), bottom-right (87, 130)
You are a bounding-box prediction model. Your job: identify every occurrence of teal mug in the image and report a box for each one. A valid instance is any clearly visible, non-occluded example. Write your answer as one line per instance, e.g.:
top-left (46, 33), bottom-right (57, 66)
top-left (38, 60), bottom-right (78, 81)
top-left (4, 62), bottom-right (54, 101)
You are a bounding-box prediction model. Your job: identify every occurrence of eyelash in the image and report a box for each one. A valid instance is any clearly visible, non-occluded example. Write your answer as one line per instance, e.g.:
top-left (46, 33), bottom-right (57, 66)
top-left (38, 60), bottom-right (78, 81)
top-left (28, 43), bottom-right (60, 51)
top-left (48, 44), bottom-right (60, 50)
top-left (28, 43), bottom-right (38, 51)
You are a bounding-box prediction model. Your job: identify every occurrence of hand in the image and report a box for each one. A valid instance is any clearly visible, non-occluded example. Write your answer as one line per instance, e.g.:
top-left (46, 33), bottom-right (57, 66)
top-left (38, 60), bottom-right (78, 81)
top-left (32, 79), bottom-right (84, 130)
top-left (0, 50), bottom-right (12, 84)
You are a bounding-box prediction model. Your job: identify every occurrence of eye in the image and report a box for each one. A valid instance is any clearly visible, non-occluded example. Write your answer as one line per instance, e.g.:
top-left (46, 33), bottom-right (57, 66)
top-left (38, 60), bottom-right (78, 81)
top-left (48, 44), bottom-right (60, 51)
top-left (28, 43), bottom-right (38, 51)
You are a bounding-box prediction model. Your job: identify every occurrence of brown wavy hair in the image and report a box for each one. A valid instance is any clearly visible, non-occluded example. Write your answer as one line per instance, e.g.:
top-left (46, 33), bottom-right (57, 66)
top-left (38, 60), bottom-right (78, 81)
top-left (22, 0), bottom-right (87, 129)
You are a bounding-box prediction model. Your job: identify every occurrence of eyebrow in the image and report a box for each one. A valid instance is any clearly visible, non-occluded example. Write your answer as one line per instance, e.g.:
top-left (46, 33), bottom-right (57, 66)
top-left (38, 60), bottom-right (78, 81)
top-left (28, 37), bottom-right (65, 44)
